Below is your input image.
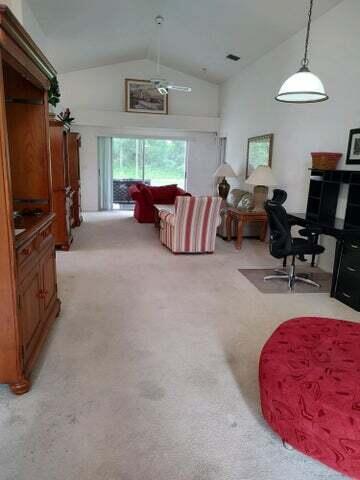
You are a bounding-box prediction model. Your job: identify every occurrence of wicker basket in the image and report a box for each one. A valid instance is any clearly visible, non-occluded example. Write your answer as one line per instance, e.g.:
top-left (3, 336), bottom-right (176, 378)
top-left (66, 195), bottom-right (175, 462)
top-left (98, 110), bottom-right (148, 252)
top-left (311, 152), bottom-right (342, 170)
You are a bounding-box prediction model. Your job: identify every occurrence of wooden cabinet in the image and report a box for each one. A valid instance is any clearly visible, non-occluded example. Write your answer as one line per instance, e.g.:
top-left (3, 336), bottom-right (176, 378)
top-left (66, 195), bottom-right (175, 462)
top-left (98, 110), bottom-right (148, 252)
top-left (19, 267), bottom-right (43, 366)
top-left (49, 117), bottom-right (73, 250)
top-left (16, 216), bottom-right (59, 380)
top-left (68, 132), bottom-right (82, 227)
top-left (0, 6), bottom-right (60, 394)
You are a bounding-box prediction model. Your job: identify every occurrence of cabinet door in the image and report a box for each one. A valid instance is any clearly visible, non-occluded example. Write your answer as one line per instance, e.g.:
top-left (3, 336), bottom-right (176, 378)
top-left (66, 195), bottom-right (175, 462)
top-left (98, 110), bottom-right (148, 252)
top-left (65, 195), bottom-right (72, 238)
top-left (19, 268), bottom-right (42, 364)
top-left (40, 245), bottom-right (57, 319)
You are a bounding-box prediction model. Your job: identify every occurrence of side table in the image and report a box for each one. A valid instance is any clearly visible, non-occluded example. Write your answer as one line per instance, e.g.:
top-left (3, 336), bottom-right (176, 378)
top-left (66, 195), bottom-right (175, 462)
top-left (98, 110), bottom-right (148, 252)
top-left (217, 203), bottom-right (238, 239)
top-left (226, 208), bottom-right (268, 250)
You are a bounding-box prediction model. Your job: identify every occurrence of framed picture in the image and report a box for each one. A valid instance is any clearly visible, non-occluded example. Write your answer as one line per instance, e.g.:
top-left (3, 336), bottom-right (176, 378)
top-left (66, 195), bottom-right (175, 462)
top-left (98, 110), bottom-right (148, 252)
top-left (346, 128), bottom-right (360, 165)
top-left (125, 79), bottom-right (168, 115)
top-left (246, 134), bottom-right (274, 178)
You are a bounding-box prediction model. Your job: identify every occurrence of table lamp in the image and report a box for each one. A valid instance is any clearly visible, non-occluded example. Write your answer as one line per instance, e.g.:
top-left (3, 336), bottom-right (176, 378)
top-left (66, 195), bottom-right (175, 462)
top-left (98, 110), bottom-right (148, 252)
top-left (214, 163), bottom-right (237, 200)
top-left (245, 165), bottom-right (277, 210)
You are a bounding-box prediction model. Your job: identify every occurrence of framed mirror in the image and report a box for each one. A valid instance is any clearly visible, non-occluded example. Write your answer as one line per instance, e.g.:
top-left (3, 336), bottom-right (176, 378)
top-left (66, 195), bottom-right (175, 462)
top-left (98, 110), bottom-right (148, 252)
top-left (246, 134), bottom-right (274, 179)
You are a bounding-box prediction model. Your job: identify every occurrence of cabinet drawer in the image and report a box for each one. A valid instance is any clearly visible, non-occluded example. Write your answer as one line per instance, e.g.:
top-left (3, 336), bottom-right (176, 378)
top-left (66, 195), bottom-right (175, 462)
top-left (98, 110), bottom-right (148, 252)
top-left (335, 270), bottom-right (360, 311)
top-left (17, 239), bottom-right (38, 270)
top-left (35, 225), bottom-right (52, 250)
top-left (336, 290), bottom-right (360, 311)
top-left (342, 240), bottom-right (360, 264)
top-left (339, 262), bottom-right (360, 279)
top-left (17, 225), bottom-right (53, 278)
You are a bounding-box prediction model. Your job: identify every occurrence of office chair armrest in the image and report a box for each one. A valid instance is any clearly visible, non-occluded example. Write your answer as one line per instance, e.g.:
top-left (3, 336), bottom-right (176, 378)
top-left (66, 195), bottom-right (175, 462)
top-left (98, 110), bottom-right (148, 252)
top-left (299, 226), bottom-right (322, 237)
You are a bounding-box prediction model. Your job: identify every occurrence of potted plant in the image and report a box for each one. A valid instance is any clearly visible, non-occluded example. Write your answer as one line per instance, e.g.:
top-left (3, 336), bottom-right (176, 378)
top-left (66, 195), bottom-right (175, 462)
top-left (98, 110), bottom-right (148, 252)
top-left (57, 108), bottom-right (75, 127)
top-left (48, 77), bottom-right (61, 114)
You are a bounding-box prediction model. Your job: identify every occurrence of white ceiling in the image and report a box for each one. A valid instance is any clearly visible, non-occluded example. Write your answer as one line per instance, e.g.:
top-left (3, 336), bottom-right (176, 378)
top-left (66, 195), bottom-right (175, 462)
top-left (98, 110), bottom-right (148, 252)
top-left (27, 0), bottom-right (343, 84)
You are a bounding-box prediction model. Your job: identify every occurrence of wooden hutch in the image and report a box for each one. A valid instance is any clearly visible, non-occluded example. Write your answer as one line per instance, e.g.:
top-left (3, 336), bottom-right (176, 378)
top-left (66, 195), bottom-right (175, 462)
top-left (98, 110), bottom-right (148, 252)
top-left (0, 6), bottom-right (60, 394)
top-left (68, 131), bottom-right (82, 227)
top-left (49, 116), bottom-right (73, 250)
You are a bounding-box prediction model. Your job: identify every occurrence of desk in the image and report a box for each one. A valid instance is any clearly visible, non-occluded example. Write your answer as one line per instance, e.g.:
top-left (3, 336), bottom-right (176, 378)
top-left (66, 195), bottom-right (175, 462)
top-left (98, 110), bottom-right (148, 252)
top-left (226, 208), bottom-right (268, 250)
top-left (288, 212), bottom-right (360, 300)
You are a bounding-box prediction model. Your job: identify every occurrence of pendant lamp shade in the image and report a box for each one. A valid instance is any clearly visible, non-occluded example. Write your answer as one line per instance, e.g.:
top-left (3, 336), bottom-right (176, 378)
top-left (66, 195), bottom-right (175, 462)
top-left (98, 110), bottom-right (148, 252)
top-left (276, 66), bottom-right (328, 103)
top-left (275, 0), bottom-right (328, 104)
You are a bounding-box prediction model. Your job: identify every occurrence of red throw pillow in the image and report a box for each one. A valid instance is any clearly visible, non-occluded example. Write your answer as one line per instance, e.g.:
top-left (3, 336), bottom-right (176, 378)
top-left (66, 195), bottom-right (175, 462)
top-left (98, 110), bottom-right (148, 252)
top-left (142, 186), bottom-right (154, 205)
top-left (150, 184), bottom-right (178, 203)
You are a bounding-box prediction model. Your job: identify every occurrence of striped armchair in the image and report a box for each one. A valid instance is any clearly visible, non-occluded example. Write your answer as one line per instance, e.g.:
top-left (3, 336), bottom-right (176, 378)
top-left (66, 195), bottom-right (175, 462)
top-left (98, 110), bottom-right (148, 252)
top-left (159, 196), bottom-right (222, 253)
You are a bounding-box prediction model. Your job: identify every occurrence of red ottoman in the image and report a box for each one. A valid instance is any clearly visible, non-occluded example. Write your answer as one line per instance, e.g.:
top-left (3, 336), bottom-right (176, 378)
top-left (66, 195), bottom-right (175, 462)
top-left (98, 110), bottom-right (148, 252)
top-left (259, 317), bottom-right (360, 479)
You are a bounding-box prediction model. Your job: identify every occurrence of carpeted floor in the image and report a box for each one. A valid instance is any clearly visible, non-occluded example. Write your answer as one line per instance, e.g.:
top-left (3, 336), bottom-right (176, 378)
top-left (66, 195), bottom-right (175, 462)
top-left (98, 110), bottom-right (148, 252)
top-left (0, 211), bottom-right (358, 480)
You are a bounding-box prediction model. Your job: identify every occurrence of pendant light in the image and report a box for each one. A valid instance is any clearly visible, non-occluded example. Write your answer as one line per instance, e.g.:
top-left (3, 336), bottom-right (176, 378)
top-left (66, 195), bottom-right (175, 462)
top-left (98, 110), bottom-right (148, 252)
top-left (275, 0), bottom-right (328, 104)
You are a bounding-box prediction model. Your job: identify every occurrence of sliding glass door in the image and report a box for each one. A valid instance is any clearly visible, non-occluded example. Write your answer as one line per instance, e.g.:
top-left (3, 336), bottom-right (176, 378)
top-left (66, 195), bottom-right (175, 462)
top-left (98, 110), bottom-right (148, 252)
top-left (143, 139), bottom-right (186, 189)
top-left (111, 137), bottom-right (187, 209)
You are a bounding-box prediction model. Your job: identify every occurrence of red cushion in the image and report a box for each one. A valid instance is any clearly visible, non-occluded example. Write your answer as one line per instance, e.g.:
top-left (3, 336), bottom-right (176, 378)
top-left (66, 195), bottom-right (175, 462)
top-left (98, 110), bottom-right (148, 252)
top-left (142, 186), bottom-right (154, 205)
top-left (259, 317), bottom-right (360, 478)
top-left (149, 184), bottom-right (178, 204)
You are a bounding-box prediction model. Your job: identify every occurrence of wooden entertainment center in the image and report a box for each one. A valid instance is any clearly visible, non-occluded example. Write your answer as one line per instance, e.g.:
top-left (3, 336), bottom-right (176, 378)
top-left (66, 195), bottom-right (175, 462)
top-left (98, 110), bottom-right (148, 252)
top-left (49, 119), bottom-right (82, 250)
top-left (68, 131), bottom-right (83, 227)
top-left (0, 6), bottom-right (60, 394)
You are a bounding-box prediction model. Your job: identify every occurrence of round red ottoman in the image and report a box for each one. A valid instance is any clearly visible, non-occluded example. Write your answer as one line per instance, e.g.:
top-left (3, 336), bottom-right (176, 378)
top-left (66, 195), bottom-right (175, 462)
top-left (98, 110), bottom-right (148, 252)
top-left (259, 317), bottom-right (360, 479)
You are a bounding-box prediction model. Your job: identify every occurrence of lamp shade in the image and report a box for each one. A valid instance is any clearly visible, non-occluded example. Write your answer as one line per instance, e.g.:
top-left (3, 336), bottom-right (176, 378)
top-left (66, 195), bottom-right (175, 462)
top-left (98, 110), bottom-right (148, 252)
top-left (245, 166), bottom-right (277, 186)
top-left (276, 67), bottom-right (328, 104)
top-left (214, 163), bottom-right (237, 178)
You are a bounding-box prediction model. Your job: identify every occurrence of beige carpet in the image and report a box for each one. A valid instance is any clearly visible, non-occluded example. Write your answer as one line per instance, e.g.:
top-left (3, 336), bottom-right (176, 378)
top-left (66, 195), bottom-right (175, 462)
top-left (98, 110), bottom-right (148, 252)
top-left (0, 212), bottom-right (357, 480)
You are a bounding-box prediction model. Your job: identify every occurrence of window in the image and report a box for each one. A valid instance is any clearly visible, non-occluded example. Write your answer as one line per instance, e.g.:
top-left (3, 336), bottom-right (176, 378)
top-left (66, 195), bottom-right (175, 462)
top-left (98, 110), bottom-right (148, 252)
top-left (111, 137), bottom-right (187, 209)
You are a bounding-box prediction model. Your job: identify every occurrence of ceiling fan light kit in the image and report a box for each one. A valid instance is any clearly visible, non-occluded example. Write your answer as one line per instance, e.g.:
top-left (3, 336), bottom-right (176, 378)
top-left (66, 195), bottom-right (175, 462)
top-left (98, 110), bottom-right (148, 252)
top-left (276, 0), bottom-right (328, 104)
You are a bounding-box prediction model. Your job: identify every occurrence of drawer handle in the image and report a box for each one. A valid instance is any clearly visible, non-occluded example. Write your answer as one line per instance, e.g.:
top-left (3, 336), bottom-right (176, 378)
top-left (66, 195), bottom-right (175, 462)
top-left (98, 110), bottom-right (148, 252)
top-left (342, 292), bottom-right (351, 299)
top-left (21, 247), bottom-right (31, 256)
top-left (346, 266), bottom-right (357, 272)
top-left (36, 289), bottom-right (48, 299)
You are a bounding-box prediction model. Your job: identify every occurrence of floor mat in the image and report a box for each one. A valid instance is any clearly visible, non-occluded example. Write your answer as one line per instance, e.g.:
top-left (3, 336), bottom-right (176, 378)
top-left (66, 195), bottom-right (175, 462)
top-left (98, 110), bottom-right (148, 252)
top-left (238, 267), bottom-right (332, 294)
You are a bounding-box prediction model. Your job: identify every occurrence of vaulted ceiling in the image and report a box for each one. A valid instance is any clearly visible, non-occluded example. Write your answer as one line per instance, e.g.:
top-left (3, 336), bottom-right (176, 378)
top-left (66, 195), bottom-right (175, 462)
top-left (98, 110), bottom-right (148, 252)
top-left (27, 0), bottom-right (343, 83)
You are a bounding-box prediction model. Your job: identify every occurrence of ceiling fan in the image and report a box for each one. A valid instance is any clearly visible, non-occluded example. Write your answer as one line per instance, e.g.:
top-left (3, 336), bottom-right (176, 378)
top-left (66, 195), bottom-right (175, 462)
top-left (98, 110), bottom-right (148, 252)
top-left (149, 15), bottom-right (192, 96)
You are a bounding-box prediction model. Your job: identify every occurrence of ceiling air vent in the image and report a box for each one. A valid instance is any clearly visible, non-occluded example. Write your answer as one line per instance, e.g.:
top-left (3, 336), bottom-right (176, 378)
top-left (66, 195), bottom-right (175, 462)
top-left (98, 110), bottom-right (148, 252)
top-left (226, 54), bottom-right (240, 61)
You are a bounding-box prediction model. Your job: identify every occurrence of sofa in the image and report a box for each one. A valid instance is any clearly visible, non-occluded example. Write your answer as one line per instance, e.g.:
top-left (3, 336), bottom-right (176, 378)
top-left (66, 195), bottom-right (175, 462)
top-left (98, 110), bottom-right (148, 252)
top-left (159, 196), bottom-right (222, 253)
top-left (113, 179), bottom-right (150, 205)
top-left (128, 183), bottom-right (190, 223)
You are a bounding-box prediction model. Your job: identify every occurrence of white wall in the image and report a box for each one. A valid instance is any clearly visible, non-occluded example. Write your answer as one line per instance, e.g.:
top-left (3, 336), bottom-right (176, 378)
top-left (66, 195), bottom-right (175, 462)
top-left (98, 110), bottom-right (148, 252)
top-left (59, 59), bottom-right (219, 118)
top-left (2, 0), bottom-right (23, 22)
top-left (220, 0), bottom-right (360, 271)
top-left (58, 59), bottom-right (220, 211)
top-left (76, 126), bottom-right (218, 211)
top-left (22, 0), bottom-right (49, 57)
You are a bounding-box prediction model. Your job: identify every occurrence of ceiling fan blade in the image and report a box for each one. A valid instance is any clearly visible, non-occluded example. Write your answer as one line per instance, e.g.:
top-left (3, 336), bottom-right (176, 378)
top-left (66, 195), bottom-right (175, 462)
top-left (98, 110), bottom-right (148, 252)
top-left (167, 85), bottom-right (192, 92)
top-left (157, 87), bottom-right (168, 96)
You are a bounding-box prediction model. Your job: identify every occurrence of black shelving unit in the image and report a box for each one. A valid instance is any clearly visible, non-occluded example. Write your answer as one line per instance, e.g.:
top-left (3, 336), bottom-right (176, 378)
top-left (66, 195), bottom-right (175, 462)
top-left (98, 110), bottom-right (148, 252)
top-left (306, 169), bottom-right (360, 228)
top-left (303, 169), bottom-right (360, 311)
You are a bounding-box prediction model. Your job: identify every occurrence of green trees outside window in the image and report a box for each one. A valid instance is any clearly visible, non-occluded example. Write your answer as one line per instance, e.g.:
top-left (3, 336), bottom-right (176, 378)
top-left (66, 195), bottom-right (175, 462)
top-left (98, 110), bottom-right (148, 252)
top-left (112, 138), bottom-right (187, 188)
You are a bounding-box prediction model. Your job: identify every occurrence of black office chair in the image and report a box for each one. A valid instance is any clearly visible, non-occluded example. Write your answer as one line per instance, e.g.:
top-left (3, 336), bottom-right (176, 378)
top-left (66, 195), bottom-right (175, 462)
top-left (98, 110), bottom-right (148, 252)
top-left (264, 200), bottom-right (325, 290)
top-left (298, 226), bottom-right (323, 267)
top-left (270, 189), bottom-right (323, 268)
top-left (271, 189), bottom-right (288, 205)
